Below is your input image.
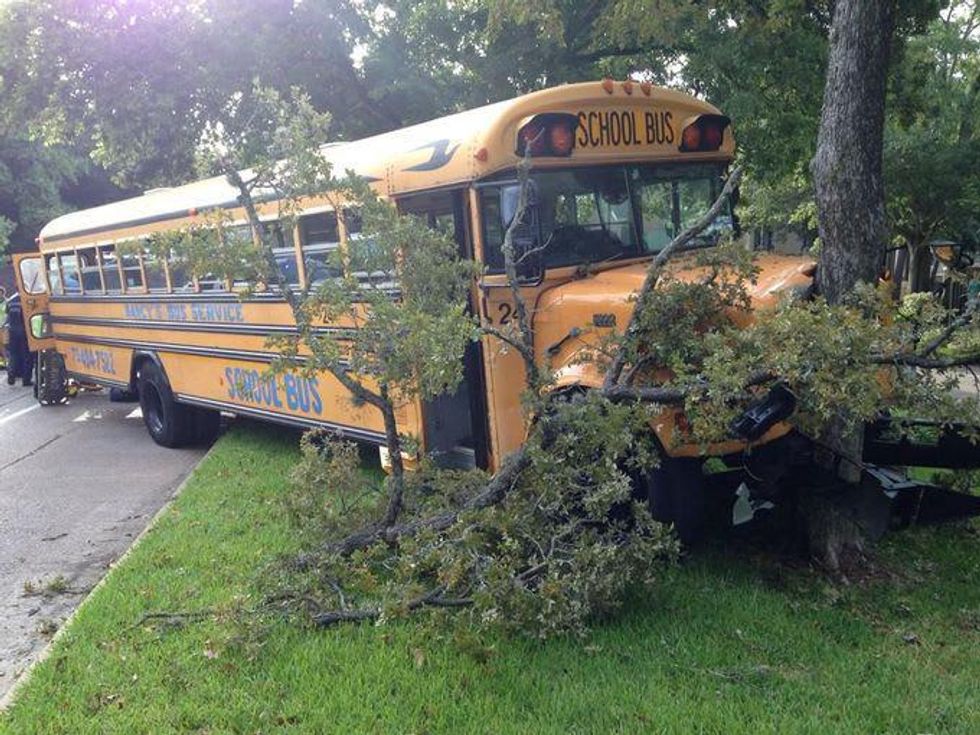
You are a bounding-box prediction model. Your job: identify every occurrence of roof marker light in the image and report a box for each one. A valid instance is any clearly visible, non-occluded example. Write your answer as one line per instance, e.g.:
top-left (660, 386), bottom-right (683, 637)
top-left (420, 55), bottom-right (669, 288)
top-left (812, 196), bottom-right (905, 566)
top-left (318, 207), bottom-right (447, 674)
top-left (623, 80), bottom-right (634, 95)
top-left (474, 147), bottom-right (489, 162)
top-left (515, 113), bottom-right (578, 158)
top-left (640, 82), bottom-right (652, 96)
top-left (679, 114), bottom-right (732, 152)
top-left (602, 78), bottom-right (615, 94)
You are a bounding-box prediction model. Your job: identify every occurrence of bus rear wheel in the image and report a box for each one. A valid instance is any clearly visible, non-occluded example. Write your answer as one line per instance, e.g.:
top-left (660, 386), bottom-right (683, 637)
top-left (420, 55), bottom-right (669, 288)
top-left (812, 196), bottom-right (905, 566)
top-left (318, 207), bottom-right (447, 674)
top-left (138, 360), bottom-right (221, 448)
top-left (138, 360), bottom-right (193, 447)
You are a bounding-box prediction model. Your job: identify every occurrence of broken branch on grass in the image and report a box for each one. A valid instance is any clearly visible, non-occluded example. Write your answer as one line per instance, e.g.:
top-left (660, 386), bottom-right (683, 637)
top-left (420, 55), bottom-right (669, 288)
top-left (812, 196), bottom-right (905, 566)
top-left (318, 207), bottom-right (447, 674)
top-left (311, 586), bottom-right (473, 628)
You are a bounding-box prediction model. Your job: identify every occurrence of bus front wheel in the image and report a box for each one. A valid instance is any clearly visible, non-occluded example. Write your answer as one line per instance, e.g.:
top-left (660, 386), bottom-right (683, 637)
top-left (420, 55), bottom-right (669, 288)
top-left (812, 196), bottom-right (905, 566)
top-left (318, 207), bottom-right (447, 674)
top-left (642, 456), bottom-right (706, 546)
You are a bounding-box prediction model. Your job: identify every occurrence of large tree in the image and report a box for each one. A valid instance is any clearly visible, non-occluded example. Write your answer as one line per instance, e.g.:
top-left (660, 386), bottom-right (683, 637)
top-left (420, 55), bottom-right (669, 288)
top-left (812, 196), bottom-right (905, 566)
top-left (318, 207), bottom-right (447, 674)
top-left (811, 0), bottom-right (897, 303)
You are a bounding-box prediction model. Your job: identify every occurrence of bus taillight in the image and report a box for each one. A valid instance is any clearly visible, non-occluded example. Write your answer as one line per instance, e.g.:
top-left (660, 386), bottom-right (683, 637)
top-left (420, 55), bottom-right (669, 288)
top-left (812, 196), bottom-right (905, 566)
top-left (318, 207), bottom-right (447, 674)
top-left (516, 114), bottom-right (577, 158)
top-left (679, 114), bottom-right (731, 152)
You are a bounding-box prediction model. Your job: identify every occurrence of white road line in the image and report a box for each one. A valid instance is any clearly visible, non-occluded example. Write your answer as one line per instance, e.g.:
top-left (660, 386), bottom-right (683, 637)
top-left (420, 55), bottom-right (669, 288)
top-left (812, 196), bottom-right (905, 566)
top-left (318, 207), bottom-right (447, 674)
top-left (0, 403), bottom-right (41, 428)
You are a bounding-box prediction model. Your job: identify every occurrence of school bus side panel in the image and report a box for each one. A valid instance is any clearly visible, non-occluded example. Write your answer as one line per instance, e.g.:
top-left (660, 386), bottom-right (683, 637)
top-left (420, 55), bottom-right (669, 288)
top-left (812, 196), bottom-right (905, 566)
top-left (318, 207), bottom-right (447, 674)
top-left (47, 294), bottom-right (424, 445)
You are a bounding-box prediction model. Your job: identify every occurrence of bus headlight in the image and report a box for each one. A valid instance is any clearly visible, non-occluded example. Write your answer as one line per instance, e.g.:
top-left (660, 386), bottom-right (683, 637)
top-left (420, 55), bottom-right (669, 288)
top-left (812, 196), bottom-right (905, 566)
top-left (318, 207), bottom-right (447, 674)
top-left (30, 313), bottom-right (51, 339)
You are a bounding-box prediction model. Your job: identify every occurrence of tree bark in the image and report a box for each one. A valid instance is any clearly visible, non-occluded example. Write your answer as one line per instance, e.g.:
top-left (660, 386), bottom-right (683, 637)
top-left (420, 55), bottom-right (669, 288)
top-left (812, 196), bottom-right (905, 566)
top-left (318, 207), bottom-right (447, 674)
top-left (808, 0), bottom-right (897, 567)
top-left (811, 0), bottom-right (895, 304)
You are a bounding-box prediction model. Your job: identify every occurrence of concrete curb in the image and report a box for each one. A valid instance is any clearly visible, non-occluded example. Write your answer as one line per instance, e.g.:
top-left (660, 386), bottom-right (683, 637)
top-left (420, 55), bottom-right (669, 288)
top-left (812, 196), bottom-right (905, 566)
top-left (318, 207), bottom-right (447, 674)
top-left (0, 444), bottom-right (215, 713)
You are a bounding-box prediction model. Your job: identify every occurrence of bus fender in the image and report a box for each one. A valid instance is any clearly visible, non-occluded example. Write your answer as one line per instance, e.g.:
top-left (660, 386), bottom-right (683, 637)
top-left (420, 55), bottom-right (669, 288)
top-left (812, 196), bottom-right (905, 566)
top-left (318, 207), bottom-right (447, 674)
top-left (130, 350), bottom-right (169, 393)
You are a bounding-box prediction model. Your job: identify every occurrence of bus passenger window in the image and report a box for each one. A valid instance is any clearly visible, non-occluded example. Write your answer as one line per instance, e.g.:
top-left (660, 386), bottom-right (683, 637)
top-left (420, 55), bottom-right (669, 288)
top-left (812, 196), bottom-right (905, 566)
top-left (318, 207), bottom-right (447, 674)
top-left (266, 221), bottom-right (300, 288)
top-left (168, 254), bottom-right (193, 291)
top-left (300, 212), bottom-right (341, 286)
top-left (60, 253), bottom-right (82, 294)
top-left (78, 247), bottom-right (103, 293)
top-left (143, 247), bottom-right (168, 292)
top-left (47, 255), bottom-right (63, 295)
top-left (225, 224), bottom-right (253, 287)
top-left (99, 246), bottom-right (122, 292)
top-left (121, 252), bottom-right (145, 291)
top-left (345, 209), bottom-right (395, 289)
top-left (343, 209), bottom-right (362, 237)
top-left (197, 274), bottom-right (226, 291)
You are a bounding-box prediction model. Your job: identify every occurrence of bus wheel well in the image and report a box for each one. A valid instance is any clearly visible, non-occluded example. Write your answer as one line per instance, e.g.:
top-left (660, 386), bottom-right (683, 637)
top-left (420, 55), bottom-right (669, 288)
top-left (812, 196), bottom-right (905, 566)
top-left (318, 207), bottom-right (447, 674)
top-left (130, 351), bottom-right (165, 392)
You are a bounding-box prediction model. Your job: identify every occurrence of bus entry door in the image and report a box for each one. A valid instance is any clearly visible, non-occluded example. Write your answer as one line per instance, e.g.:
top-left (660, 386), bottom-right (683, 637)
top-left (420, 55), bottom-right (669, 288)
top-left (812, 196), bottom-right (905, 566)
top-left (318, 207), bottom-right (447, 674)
top-left (13, 254), bottom-right (55, 352)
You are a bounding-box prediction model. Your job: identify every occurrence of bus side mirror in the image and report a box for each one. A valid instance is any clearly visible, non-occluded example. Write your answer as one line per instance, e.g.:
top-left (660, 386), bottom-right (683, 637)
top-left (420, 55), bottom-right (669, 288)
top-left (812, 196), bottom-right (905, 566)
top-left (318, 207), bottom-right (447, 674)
top-left (499, 182), bottom-right (543, 282)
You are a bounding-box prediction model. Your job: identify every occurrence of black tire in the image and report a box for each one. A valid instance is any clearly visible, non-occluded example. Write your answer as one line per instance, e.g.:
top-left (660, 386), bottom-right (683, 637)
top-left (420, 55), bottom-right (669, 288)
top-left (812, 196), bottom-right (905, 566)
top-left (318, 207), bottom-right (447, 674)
top-left (138, 360), bottom-right (194, 448)
top-left (35, 350), bottom-right (69, 405)
top-left (109, 387), bottom-right (139, 403)
top-left (644, 456), bottom-right (707, 545)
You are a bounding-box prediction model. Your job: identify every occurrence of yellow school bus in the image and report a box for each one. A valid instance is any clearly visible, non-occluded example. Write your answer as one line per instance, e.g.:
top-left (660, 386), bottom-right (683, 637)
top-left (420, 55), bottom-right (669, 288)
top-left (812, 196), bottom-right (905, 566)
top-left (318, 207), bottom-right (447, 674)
top-left (14, 80), bottom-right (814, 498)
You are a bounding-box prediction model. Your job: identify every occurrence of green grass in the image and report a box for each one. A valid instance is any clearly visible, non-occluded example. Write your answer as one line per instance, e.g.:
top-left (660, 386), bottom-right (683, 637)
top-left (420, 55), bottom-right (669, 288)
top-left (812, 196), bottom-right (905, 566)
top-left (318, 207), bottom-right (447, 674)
top-left (2, 423), bottom-right (978, 734)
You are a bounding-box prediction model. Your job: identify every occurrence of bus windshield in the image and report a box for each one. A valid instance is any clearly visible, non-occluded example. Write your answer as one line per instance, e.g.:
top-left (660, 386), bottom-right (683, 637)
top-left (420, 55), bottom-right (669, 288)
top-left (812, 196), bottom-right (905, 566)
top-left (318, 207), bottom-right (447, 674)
top-left (480, 163), bottom-right (733, 272)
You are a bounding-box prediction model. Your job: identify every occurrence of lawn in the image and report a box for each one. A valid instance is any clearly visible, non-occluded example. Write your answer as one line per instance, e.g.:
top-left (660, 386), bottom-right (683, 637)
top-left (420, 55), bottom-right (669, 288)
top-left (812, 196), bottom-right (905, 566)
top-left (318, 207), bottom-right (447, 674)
top-left (1, 422), bottom-right (978, 734)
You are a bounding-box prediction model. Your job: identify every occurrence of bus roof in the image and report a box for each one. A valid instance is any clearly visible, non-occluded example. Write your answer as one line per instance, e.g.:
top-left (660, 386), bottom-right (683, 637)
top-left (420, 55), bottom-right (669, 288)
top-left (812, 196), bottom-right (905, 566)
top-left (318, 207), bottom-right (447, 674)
top-left (39, 81), bottom-right (730, 249)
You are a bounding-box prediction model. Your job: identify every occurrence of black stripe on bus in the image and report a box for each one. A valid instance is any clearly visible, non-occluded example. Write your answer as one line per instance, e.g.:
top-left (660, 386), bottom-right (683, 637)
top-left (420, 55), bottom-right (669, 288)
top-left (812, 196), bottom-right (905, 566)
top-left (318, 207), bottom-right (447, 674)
top-left (54, 333), bottom-right (350, 368)
top-left (51, 315), bottom-right (355, 339)
top-left (173, 394), bottom-right (387, 445)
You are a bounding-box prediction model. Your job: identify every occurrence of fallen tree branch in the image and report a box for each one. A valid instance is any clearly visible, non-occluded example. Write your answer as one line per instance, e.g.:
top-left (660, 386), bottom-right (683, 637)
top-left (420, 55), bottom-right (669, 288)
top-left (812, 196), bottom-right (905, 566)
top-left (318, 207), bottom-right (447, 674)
top-left (328, 445), bottom-right (532, 555)
top-left (602, 384), bottom-right (687, 404)
top-left (311, 586), bottom-right (472, 628)
top-left (873, 352), bottom-right (980, 369)
top-left (128, 610), bottom-right (216, 631)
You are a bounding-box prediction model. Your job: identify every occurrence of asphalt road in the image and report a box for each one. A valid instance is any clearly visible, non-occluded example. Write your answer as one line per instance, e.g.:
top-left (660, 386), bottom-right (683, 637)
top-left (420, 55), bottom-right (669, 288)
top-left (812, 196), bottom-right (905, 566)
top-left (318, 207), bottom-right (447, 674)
top-left (0, 378), bottom-right (206, 701)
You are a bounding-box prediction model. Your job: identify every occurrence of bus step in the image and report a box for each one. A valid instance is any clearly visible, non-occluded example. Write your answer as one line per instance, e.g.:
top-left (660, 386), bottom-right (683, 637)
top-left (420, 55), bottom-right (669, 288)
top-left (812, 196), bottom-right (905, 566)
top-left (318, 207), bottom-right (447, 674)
top-left (431, 446), bottom-right (477, 470)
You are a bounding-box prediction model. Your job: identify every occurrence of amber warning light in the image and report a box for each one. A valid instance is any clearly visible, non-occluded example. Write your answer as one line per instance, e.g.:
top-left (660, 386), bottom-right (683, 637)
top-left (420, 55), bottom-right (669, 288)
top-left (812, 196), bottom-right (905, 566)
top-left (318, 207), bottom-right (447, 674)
top-left (516, 113), bottom-right (578, 158)
top-left (679, 114), bottom-right (731, 153)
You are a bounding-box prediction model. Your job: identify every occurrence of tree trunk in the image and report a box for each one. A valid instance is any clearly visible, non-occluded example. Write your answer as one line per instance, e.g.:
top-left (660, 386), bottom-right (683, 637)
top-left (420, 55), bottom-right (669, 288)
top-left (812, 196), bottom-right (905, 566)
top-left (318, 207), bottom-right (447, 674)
top-left (811, 0), bottom-right (895, 304)
top-left (378, 383), bottom-right (407, 528)
top-left (808, 0), bottom-right (897, 568)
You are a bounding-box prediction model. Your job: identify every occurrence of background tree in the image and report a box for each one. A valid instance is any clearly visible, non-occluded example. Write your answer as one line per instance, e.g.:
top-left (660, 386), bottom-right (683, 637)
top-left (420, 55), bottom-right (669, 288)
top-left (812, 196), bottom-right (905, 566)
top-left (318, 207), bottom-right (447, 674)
top-left (886, 2), bottom-right (980, 291)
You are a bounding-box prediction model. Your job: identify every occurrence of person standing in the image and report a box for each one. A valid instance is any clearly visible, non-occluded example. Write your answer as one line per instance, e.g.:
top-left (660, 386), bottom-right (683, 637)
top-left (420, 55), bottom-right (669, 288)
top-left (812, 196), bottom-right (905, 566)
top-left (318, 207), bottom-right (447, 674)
top-left (0, 287), bottom-right (7, 373)
top-left (5, 293), bottom-right (34, 387)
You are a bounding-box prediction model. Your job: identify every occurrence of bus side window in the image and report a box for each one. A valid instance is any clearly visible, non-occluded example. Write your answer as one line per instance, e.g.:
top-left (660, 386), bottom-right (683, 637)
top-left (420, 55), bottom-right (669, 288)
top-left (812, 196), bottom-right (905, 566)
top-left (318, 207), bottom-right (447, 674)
top-left (224, 225), bottom-right (254, 290)
top-left (61, 253), bottom-right (82, 294)
top-left (78, 247), bottom-right (103, 293)
top-left (300, 212), bottom-right (341, 286)
top-left (99, 245), bottom-right (122, 292)
top-left (47, 254), bottom-right (63, 295)
top-left (343, 208), bottom-right (362, 238)
top-left (269, 220), bottom-right (300, 288)
top-left (168, 250), bottom-right (193, 291)
top-left (143, 244), bottom-right (168, 292)
top-left (121, 251), bottom-right (145, 291)
top-left (345, 208), bottom-right (396, 289)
